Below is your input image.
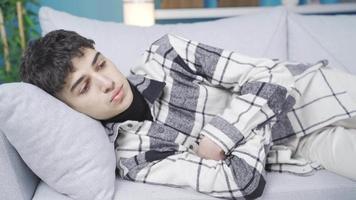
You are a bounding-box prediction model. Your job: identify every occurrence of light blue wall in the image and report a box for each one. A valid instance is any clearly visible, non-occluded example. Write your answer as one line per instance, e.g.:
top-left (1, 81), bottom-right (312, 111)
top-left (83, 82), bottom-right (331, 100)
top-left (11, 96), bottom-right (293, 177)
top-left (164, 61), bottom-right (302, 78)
top-left (34, 0), bottom-right (211, 29)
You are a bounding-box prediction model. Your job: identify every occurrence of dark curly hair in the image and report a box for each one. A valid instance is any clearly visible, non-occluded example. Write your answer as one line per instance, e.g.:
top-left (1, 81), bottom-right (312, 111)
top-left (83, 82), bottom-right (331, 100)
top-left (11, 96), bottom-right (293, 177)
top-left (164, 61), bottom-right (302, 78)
top-left (20, 29), bottom-right (95, 96)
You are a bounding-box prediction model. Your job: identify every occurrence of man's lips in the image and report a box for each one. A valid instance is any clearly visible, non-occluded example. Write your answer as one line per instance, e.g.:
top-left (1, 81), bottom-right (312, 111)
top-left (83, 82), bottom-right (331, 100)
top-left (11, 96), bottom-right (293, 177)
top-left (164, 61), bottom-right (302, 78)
top-left (111, 85), bottom-right (124, 102)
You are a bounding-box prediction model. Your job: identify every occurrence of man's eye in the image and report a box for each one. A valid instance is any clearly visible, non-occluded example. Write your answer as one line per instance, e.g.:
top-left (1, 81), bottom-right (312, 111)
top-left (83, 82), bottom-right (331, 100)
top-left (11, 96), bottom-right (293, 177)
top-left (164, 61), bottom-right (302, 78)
top-left (80, 84), bottom-right (89, 94)
top-left (97, 61), bottom-right (106, 70)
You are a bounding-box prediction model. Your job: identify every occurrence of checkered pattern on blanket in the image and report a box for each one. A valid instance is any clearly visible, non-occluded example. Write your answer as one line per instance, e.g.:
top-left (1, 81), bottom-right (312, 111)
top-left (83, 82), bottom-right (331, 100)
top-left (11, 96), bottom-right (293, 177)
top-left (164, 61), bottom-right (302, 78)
top-left (103, 34), bottom-right (356, 199)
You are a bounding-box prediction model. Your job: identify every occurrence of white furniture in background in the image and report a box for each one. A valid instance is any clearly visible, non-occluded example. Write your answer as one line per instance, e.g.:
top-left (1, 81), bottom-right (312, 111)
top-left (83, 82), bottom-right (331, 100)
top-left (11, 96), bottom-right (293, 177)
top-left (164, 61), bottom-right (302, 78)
top-left (155, 2), bottom-right (356, 20)
top-left (123, 0), bottom-right (155, 26)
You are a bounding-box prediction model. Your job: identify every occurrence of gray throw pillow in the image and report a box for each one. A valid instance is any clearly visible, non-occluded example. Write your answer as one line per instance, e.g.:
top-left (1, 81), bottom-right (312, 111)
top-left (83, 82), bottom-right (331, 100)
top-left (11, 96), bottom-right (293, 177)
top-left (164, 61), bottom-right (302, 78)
top-left (0, 82), bottom-right (116, 200)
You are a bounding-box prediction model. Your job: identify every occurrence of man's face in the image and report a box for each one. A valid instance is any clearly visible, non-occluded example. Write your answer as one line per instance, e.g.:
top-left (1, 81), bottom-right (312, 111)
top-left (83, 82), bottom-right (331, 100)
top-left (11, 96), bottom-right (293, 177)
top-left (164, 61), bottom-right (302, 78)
top-left (56, 48), bottom-right (133, 120)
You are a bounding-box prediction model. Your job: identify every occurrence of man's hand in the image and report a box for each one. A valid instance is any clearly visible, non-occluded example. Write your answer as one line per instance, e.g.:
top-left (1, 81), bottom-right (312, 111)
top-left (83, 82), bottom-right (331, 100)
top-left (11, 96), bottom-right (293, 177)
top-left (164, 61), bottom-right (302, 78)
top-left (197, 136), bottom-right (225, 161)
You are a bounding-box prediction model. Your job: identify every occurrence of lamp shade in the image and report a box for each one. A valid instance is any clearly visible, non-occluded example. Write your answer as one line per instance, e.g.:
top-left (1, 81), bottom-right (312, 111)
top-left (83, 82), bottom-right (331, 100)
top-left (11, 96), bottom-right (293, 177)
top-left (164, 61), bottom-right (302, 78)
top-left (123, 0), bottom-right (155, 26)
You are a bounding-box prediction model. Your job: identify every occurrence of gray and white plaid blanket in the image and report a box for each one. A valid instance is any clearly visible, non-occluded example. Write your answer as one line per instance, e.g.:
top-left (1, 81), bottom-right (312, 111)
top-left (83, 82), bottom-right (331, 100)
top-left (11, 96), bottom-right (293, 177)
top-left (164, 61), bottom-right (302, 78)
top-left (104, 34), bottom-right (356, 199)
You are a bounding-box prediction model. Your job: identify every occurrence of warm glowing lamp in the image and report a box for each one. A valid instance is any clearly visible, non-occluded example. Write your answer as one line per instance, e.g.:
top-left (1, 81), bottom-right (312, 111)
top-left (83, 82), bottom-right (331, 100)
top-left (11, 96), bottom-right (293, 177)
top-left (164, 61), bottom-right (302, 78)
top-left (123, 0), bottom-right (155, 26)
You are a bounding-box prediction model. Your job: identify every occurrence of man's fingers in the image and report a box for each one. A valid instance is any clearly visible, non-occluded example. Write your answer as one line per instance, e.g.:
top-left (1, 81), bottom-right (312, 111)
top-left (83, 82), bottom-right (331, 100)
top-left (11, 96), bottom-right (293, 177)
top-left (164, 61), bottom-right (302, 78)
top-left (197, 148), bottom-right (225, 161)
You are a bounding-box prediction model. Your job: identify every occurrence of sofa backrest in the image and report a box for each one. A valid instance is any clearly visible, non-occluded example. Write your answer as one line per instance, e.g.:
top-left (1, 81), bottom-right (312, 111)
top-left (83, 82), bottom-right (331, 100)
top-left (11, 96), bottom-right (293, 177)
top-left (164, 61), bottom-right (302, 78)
top-left (39, 6), bottom-right (288, 75)
top-left (287, 13), bottom-right (356, 75)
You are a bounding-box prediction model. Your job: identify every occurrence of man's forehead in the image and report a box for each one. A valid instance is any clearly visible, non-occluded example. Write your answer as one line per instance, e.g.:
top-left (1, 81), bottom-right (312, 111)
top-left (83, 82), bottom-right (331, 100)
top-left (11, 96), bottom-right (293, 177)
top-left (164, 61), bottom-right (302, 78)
top-left (69, 49), bottom-right (99, 76)
top-left (71, 48), bottom-right (97, 65)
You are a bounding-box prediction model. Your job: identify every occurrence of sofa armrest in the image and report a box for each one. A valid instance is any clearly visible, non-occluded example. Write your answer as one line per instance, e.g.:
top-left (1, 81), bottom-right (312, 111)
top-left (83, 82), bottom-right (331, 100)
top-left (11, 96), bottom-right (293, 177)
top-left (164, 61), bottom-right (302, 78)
top-left (0, 130), bottom-right (39, 200)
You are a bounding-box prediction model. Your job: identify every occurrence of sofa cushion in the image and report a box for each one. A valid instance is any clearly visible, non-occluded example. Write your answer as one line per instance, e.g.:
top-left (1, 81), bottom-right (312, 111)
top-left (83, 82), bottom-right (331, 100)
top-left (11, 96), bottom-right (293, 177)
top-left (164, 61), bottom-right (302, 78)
top-left (0, 83), bottom-right (116, 200)
top-left (39, 6), bottom-right (288, 75)
top-left (288, 13), bottom-right (356, 74)
top-left (32, 170), bottom-right (356, 200)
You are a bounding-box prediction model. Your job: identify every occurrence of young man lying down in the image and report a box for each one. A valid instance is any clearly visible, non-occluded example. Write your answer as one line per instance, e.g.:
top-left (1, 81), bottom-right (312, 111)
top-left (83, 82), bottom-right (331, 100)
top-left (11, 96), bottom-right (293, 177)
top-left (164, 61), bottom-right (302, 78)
top-left (20, 30), bottom-right (356, 199)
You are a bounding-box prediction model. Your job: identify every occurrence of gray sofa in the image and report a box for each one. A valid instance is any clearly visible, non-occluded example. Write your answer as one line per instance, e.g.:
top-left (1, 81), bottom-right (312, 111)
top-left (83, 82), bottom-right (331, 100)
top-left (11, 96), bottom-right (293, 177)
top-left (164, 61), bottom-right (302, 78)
top-left (2, 6), bottom-right (356, 200)
top-left (0, 131), bottom-right (38, 200)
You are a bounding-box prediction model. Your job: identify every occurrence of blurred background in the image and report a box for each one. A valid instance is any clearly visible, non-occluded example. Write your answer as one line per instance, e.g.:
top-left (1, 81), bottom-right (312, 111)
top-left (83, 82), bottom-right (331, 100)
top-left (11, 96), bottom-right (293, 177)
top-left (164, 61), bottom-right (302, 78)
top-left (1, 0), bottom-right (356, 83)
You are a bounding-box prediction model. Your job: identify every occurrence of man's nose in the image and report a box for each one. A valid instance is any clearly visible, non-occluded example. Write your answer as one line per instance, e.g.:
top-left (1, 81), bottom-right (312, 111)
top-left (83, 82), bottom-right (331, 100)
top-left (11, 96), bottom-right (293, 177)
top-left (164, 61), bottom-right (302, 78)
top-left (94, 74), bottom-right (114, 93)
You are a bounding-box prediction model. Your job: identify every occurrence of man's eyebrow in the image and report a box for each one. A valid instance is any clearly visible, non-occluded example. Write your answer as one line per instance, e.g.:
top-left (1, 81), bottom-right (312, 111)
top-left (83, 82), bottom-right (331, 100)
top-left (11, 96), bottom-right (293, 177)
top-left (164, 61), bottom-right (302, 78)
top-left (91, 52), bottom-right (101, 66)
top-left (70, 76), bottom-right (85, 93)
